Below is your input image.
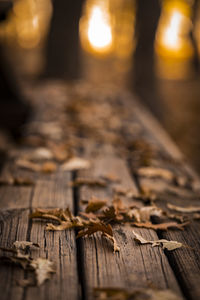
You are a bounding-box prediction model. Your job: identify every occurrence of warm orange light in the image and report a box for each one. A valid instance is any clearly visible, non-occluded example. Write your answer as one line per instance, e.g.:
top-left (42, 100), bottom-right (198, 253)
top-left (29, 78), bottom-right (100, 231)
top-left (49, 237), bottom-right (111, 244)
top-left (155, 0), bottom-right (194, 79)
top-left (156, 1), bottom-right (193, 56)
top-left (162, 10), bottom-right (183, 50)
top-left (87, 5), bottom-right (112, 51)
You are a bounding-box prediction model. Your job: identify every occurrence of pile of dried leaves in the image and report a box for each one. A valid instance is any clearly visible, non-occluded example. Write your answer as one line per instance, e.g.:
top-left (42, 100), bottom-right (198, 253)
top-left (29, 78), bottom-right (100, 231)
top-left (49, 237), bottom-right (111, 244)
top-left (30, 193), bottom-right (193, 254)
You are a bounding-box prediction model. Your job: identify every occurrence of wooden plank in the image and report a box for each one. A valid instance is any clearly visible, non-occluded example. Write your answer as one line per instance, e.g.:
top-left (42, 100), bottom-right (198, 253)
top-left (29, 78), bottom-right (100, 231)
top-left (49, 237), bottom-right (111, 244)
top-left (25, 171), bottom-right (79, 300)
top-left (77, 145), bottom-right (182, 299)
top-left (122, 95), bottom-right (200, 300)
top-left (0, 169), bottom-right (79, 300)
top-left (0, 202), bottom-right (31, 300)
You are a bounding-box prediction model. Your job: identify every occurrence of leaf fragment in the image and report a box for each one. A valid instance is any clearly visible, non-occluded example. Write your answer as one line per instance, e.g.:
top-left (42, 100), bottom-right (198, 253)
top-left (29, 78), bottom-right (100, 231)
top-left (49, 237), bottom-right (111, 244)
top-left (167, 203), bottom-right (200, 213)
top-left (61, 157), bottom-right (91, 171)
top-left (13, 241), bottom-right (39, 251)
top-left (24, 147), bottom-right (53, 161)
top-left (132, 221), bottom-right (189, 231)
top-left (0, 176), bottom-right (34, 186)
top-left (16, 159), bottom-right (41, 172)
top-left (30, 208), bottom-right (85, 231)
top-left (70, 177), bottom-right (107, 188)
top-left (138, 167), bottom-right (175, 181)
top-left (0, 241), bottom-right (55, 286)
top-left (101, 173), bottom-right (121, 183)
top-left (113, 186), bottom-right (139, 198)
top-left (128, 206), bottom-right (163, 223)
top-left (30, 258), bottom-right (56, 286)
top-left (40, 161), bottom-right (57, 173)
top-left (86, 196), bottom-right (107, 213)
top-left (15, 159), bottom-right (57, 173)
top-left (132, 230), bottom-right (183, 251)
top-left (77, 221), bottom-right (120, 253)
top-left (93, 287), bottom-right (183, 300)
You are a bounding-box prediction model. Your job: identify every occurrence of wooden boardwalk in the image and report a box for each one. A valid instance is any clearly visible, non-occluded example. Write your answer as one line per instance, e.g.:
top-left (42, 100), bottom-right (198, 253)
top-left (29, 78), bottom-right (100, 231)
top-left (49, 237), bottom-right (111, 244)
top-left (0, 81), bottom-right (200, 300)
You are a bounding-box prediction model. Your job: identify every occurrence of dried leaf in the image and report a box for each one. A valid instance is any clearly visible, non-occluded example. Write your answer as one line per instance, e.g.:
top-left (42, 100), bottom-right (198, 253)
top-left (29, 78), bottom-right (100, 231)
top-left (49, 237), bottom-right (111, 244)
top-left (13, 177), bottom-right (35, 186)
top-left (25, 148), bottom-right (53, 161)
top-left (93, 287), bottom-right (182, 300)
top-left (61, 157), bottom-right (91, 171)
top-left (193, 213), bottom-right (200, 220)
top-left (77, 221), bottom-right (120, 253)
top-left (113, 186), bottom-right (139, 198)
top-left (167, 203), bottom-right (200, 213)
top-left (0, 255), bottom-right (30, 269)
top-left (49, 144), bottom-right (69, 162)
top-left (16, 159), bottom-right (41, 172)
top-left (13, 241), bottom-right (39, 251)
top-left (133, 230), bottom-right (183, 251)
top-left (0, 176), bottom-right (14, 185)
top-left (132, 221), bottom-right (189, 231)
top-left (0, 176), bottom-right (34, 186)
top-left (70, 177), bottom-right (107, 188)
top-left (80, 211), bottom-right (99, 220)
top-left (30, 208), bottom-right (85, 231)
top-left (128, 206), bottom-right (163, 223)
top-left (138, 167), bottom-right (175, 182)
top-left (0, 242), bottom-right (55, 286)
top-left (86, 196), bottom-right (107, 213)
top-left (101, 173), bottom-right (121, 183)
top-left (17, 278), bottom-right (35, 287)
top-left (41, 161), bottom-right (57, 173)
top-left (30, 258), bottom-right (56, 286)
top-left (77, 221), bottom-right (113, 238)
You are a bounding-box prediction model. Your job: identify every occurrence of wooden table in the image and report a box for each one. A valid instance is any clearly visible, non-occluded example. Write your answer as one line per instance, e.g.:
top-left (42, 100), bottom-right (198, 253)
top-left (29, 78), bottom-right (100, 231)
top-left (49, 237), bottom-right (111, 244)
top-left (0, 81), bottom-right (199, 300)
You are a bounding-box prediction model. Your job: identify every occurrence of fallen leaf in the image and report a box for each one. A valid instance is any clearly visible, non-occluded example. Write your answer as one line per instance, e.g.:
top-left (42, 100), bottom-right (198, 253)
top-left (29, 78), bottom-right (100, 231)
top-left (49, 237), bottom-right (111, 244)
top-left (30, 208), bottom-right (85, 231)
top-left (24, 148), bottom-right (53, 161)
top-left (103, 233), bottom-right (120, 253)
top-left (86, 196), bottom-right (107, 213)
top-left (0, 241), bottom-right (55, 286)
top-left (49, 143), bottom-right (69, 162)
top-left (61, 157), bottom-right (91, 171)
top-left (138, 167), bottom-right (175, 182)
top-left (167, 203), bottom-right (200, 213)
top-left (0, 176), bottom-right (14, 185)
top-left (128, 206), bottom-right (163, 223)
top-left (77, 221), bottom-right (113, 238)
top-left (0, 255), bottom-right (30, 269)
top-left (16, 159), bottom-right (41, 172)
top-left (132, 230), bottom-right (183, 250)
top-left (17, 278), bottom-right (35, 287)
top-left (13, 241), bottom-right (39, 251)
top-left (113, 186), bottom-right (139, 198)
top-left (93, 287), bottom-right (182, 300)
top-left (101, 173), bottom-right (121, 183)
top-left (193, 213), bottom-right (200, 220)
top-left (41, 161), bottom-right (57, 173)
top-left (30, 258), bottom-right (56, 286)
top-left (0, 176), bottom-right (34, 186)
top-left (77, 221), bottom-right (120, 253)
top-left (70, 177), bottom-right (107, 188)
top-left (132, 221), bottom-right (189, 231)
top-left (13, 177), bottom-right (35, 186)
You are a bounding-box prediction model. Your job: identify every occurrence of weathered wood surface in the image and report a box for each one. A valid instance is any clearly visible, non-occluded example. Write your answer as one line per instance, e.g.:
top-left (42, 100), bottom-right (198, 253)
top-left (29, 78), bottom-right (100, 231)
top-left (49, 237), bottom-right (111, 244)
top-left (129, 96), bottom-right (200, 300)
top-left (78, 145), bottom-right (182, 299)
top-left (0, 82), bottom-right (200, 300)
top-left (0, 170), bottom-right (79, 300)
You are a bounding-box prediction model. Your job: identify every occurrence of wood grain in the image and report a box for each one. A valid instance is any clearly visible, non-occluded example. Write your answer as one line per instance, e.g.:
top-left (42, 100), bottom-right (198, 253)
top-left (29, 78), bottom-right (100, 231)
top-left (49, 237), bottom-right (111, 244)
top-left (77, 145), bottom-right (182, 300)
top-left (125, 94), bottom-right (200, 300)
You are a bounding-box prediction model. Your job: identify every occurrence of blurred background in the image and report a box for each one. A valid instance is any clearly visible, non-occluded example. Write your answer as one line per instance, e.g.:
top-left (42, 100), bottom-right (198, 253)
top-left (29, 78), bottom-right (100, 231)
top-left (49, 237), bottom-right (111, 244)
top-left (0, 0), bottom-right (200, 172)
